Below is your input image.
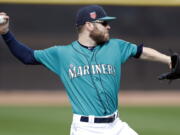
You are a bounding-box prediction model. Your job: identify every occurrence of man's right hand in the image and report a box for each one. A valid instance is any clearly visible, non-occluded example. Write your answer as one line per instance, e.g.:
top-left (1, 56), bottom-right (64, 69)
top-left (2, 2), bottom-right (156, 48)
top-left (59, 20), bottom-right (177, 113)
top-left (0, 12), bottom-right (9, 35)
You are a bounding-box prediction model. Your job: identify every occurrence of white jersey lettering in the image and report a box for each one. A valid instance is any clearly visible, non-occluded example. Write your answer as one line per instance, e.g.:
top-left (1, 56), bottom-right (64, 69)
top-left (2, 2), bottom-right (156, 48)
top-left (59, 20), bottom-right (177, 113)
top-left (68, 64), bottom-right (116, 79)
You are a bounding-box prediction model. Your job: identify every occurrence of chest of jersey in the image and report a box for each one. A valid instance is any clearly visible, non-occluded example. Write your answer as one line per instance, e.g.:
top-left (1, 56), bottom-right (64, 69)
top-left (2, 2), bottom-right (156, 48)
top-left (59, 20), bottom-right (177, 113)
top-left (63, 41), bottom-right (121, 80)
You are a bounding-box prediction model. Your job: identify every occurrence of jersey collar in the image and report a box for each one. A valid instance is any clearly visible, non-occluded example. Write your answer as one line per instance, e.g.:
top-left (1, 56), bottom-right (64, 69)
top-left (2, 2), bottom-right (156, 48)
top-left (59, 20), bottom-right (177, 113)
top-left (72, 41), bottom-right (101, 56)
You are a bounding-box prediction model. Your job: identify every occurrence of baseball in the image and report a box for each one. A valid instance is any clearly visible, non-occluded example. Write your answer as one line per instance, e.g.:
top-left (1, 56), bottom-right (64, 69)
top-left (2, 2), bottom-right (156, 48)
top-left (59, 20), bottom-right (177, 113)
top-left (0, 15), bottom-right (6, 24)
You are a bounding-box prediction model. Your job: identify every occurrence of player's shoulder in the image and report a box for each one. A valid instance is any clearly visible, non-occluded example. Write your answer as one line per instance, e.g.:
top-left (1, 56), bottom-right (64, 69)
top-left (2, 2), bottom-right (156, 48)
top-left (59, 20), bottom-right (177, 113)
top-left (109, 38), bottom-right (137, 47)
top-left (53, 43), bottom-right (71, 48)
top-left (106, 38), bottom-right (127, 49)
top-left (34, 43), bottom-right (73, 56)
top-left (109, 38), bottom-right (129, 45)
top-left (50, 43), bottom-right (74, 51)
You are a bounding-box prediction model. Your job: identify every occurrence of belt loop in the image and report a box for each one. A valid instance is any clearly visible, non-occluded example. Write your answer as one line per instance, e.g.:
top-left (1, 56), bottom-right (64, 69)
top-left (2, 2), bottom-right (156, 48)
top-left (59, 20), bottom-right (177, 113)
top-left (73, 114), bottom-right (81, 123)
top-left (114, 110), bottom-right (118, 118)
top-left (117, 112), bottom-right (119, 118)
top-left (88, 115), bottom-right (95, 123)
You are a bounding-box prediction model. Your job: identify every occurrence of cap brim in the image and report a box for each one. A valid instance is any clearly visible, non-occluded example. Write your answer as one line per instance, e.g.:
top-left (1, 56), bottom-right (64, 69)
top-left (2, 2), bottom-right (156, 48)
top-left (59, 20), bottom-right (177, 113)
top-left (98, 16), bottom-right (116, 21)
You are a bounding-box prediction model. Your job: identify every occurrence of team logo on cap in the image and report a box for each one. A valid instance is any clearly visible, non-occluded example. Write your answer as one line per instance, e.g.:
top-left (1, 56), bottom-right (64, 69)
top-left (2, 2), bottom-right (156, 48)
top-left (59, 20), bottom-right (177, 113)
top-left (90, 12), bottom-right (97, 19)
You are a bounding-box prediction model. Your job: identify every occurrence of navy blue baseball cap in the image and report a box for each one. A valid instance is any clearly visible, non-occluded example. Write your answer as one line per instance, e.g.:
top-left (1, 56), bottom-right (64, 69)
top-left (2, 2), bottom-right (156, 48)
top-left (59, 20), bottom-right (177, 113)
top-left (76, 5), bottom-right (116, 26)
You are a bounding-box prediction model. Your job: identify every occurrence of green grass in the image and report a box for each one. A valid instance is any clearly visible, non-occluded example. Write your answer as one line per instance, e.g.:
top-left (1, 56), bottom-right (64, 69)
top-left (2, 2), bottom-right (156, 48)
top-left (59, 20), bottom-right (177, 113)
top-left (0, 106), bottom-right (180, 135)
top-left (119, 106), bottom-right (180, 135)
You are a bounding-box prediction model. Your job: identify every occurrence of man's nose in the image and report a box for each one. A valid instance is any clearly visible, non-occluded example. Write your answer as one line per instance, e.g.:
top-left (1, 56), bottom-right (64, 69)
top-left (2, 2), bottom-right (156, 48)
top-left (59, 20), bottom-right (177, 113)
top-left (106, 25), bottom-right (111, 30)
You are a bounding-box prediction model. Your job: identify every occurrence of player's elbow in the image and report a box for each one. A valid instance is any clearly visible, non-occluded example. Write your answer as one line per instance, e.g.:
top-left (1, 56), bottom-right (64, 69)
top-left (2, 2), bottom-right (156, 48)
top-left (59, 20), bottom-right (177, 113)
top-left (17, 54), bottom-right (40, 65)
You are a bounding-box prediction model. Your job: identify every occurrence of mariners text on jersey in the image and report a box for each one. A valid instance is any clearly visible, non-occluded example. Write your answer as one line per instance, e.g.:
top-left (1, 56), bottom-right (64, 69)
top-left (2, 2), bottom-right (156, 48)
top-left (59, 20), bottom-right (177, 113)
top-left (69, 64), bottom-right (116, 79)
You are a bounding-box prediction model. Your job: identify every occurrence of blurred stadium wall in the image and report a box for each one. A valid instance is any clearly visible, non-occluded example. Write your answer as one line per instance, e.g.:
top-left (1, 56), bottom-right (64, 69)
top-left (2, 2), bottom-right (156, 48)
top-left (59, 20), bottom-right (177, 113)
top-left (0, 1), bottom-right (180, 91)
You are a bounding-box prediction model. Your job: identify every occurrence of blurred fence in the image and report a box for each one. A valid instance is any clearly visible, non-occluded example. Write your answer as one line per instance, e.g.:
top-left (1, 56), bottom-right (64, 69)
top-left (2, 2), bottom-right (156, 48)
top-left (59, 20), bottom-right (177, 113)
top-left (0, 4), bottom-right (180, 90)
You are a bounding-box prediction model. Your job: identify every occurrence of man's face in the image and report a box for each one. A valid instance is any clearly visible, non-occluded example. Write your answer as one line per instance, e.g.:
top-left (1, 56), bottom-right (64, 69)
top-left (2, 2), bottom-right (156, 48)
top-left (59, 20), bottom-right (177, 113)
top-left (89, 21), bottom-right (111, 45)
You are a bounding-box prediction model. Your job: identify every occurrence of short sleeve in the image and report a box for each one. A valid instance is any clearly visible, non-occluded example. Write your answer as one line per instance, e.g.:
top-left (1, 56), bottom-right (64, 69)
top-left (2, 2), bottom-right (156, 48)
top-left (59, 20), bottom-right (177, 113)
top-left (34, 46), bottom-right (60, 75)
top-left (117, 39), bottom-right (138, 64)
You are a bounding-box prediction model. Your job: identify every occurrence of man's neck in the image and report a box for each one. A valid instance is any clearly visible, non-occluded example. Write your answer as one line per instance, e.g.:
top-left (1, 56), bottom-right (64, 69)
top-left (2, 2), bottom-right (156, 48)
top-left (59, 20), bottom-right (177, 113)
top-left (78, 34), bottom-right (96, 47)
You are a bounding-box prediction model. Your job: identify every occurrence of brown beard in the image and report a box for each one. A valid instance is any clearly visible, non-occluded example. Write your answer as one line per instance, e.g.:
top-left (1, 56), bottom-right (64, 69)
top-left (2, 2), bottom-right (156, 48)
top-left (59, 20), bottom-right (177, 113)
top-left (89, 25), bottom-right (109, 45)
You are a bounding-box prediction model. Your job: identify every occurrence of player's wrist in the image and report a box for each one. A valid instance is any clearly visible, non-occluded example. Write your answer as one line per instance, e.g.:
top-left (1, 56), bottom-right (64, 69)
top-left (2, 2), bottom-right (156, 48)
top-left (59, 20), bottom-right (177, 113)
top-left (167, 56), bottom-right (171, 69)
top-left (1, 28), bottom-right (9, 35)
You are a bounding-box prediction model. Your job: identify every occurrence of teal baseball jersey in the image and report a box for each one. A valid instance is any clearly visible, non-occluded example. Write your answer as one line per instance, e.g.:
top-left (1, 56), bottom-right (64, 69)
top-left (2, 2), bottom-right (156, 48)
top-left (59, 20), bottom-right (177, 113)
top-left (34, 39), bottom-right (138, 116)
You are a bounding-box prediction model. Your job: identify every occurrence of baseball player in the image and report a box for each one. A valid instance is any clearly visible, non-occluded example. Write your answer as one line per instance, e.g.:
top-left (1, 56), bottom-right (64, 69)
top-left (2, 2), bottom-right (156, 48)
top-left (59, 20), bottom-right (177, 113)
top-left (0, 5), bottom-right (177, 135)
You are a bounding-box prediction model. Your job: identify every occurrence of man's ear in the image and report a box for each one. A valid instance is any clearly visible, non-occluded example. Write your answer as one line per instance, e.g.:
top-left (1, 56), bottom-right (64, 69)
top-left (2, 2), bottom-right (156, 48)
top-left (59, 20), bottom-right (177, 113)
top-left (85, 22), bottom-right (94, 31)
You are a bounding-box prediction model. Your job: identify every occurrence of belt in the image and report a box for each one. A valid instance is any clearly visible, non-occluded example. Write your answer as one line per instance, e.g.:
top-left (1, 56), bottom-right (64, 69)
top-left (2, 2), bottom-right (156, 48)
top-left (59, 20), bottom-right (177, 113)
top-left (80, 114), bottom-right (117, 123)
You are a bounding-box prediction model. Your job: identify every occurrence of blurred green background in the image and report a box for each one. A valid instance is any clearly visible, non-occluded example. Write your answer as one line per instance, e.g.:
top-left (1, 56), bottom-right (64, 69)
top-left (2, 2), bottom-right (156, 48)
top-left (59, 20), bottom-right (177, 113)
top-left (0, 106), bottom-right (180, 135)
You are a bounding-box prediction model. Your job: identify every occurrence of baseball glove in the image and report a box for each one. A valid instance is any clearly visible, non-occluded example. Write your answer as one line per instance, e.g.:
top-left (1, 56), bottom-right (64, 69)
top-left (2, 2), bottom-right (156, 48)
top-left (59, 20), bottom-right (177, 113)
top-left (158, 53), bottom-right (180, 80)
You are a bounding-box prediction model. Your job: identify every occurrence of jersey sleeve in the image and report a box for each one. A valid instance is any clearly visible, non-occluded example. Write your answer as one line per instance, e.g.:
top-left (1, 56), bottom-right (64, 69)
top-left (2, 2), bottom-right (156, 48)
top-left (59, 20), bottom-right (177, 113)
top-left (116, 39), bottom-right (138, 64)
top-left (34, 46), bottom-right (60, 75)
